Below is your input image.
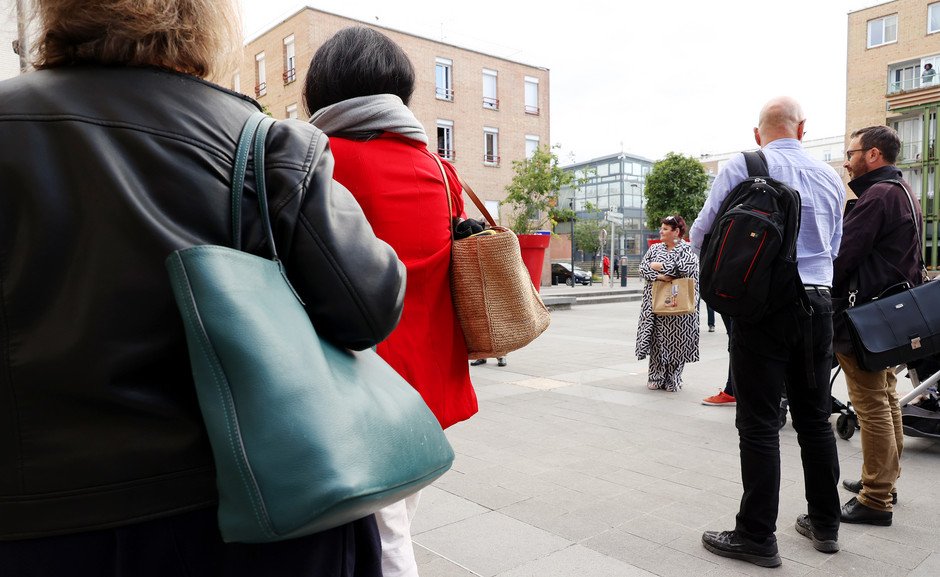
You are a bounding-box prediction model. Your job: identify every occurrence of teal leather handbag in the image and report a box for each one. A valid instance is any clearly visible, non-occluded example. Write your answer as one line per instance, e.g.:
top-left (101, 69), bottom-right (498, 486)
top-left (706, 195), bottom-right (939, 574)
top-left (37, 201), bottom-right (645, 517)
top-left (165, 112), bottom-right (454, 543)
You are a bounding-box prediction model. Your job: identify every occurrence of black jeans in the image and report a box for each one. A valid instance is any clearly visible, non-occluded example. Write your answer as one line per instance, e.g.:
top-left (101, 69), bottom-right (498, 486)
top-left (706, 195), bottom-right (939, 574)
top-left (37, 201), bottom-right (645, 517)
top-left (730, 289), bottom-right (840, 542)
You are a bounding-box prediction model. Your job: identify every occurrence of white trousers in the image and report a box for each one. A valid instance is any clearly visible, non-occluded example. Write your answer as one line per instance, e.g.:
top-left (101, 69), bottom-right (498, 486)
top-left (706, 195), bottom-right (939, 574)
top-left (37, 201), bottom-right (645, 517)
top-left (374, 491), bottom-right (422, 577)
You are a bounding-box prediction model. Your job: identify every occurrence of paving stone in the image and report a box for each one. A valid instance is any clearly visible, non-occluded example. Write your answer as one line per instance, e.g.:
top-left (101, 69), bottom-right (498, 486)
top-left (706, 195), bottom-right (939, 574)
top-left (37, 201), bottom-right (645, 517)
top-left (414, 299), bottom-right (940, 576)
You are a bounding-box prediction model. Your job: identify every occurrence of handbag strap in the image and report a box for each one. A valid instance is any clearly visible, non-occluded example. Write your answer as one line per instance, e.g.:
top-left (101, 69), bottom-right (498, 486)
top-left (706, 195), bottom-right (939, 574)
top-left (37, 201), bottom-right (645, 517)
top-left (232, 112), bottom-right (277, 260)
top-left (430, 153), bottom-right (456, 242)
top-left (884, 178), bottom-right (929, 281)
top-left (849, 178), bottom-right (928, 305)
top-left (429, 153), bottom-right (499, 232)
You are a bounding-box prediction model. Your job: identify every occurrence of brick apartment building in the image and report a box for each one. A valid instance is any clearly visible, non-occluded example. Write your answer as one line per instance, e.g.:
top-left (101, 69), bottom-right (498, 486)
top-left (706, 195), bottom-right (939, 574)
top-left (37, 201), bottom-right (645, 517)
top-left (233, 6), bottom-right (551, 224)
top-left (846, 0), bottom-right (939, 268)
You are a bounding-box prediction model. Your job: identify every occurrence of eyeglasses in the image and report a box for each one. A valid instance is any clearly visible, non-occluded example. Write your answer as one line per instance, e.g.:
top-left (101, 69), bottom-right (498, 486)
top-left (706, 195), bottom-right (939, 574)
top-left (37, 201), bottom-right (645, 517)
top-left (845, 148), bottom-right (872, 161)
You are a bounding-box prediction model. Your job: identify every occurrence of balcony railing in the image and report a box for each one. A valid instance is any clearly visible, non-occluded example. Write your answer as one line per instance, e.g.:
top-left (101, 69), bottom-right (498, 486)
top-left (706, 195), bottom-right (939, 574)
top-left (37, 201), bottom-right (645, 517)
top-left (438, 148), bottom-right (455, 161)
top-left (283, 68), bottom-right (296, 84)
top-left (484, 154), bottom-right (500, 165)
top-left (482, 96), bottom-right (499, 110)
top-left (888, 75), bottom-right (937, 94)
top-left (525, 104), bottom-right (540, 115)
top-left (255, 82), bottom-right (266, 97)
top-left (436, 87), bottom-right (454, 100)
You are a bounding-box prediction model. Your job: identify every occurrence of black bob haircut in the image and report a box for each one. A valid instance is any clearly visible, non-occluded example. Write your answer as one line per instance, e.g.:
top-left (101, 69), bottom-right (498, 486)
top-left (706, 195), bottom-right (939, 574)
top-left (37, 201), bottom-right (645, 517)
top-left (303, 26), bottom-right (416, 115)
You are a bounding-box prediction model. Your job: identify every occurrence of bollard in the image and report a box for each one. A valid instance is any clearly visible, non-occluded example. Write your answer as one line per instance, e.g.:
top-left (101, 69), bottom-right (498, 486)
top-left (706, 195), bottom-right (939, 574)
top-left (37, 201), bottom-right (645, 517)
top-left (620, 258), bottom-right (628, 287)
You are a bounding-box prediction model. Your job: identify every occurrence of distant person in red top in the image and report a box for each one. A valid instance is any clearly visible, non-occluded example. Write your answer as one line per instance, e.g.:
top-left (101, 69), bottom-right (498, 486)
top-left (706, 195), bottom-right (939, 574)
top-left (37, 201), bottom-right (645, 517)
top-left (304, 27), bottom-right (478, 577)
top-left (603, 254), bottom-right (610, 276)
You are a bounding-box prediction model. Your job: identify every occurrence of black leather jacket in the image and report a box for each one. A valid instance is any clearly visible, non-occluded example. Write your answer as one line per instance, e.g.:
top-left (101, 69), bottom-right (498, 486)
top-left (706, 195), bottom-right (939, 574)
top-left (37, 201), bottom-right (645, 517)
top-left (0, 66), bottom-right (406, 539)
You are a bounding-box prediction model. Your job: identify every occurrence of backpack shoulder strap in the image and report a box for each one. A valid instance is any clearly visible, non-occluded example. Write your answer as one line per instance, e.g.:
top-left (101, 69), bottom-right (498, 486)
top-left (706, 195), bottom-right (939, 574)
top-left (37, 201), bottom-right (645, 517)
top-left (743, 150), bottom-right (770, 178)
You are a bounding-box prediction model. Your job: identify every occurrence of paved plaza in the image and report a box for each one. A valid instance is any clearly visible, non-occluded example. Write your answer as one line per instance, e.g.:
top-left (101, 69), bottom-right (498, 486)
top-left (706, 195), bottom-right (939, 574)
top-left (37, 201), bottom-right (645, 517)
top-left (413, 284), bottom-right (940, 576)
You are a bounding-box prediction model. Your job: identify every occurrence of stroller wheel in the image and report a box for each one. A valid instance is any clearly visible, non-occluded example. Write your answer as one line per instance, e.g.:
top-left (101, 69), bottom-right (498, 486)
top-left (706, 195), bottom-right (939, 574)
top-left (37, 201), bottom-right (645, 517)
top-left (837, 413), bottom-right (855, 440)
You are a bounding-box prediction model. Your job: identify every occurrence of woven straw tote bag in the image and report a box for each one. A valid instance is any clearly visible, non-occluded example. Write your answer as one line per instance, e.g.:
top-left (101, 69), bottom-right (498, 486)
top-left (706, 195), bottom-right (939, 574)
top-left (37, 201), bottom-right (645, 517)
top-left (431, 154), bottom-right (550, 359)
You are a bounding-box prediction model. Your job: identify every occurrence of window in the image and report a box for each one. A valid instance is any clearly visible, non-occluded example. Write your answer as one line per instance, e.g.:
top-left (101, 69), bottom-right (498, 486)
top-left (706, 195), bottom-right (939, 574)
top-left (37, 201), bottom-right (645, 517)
top-left (525, 135), bottom-right (540, 158)
top-left (930, 3), bottom-right (940, 34)
top-left (922, 55), bottom-right (940, 88)
top-left (484, 127), bottom-right (499, 165)
top-left (286, 104), bottom-right (297, 120)
top-left (437, 120), bottom-right (454, 160)
top-left (283, 35), bottom-right (296, 84)
top-left (889, 62), bottom-right (920, 93)
top-left (255, 52), bottom-right (266, 97)
top-left (482, 69), bottom-right (498, 109)
top-left (524, 76), bottom-right (539, 114)
top-left (867, 14), bottom-right (897, 48)
top-left (892, 116), bottom-right (923, 161)
top-left (436, 58), bottom-right (453, 100)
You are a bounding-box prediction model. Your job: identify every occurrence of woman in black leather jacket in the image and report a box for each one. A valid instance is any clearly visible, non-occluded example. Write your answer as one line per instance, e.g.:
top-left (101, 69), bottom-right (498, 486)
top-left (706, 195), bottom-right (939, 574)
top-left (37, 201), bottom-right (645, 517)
top-left (0, 1), bottom-right (403, 575)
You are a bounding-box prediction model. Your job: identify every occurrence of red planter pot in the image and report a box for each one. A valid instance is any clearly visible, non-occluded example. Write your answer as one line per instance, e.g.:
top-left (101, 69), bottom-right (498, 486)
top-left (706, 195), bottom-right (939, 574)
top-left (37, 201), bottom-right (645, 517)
top-left (517, 232), bottom-right (551, 293)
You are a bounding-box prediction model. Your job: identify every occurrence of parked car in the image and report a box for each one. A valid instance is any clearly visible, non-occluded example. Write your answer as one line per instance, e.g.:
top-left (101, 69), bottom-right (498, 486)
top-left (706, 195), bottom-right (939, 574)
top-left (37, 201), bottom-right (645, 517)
top-left (552, 262), bottom-right (592, 286)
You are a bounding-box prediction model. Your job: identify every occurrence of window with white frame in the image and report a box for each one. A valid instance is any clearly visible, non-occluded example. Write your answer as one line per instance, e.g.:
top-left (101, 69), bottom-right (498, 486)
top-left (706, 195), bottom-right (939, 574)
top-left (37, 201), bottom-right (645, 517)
top-left (525, 135), bottom-right (540, 158)
top-left (867, 14), bottom-right (897, 48)
top-left (922, 55), bottom-right (940, 87)
top-left (484, 127), bottom-right (499, 165)
top-left (255, 52), bottom-right (266, 97)
top-left (930, 3), bottom-right (940, 34)
top-left (437, 120), bottom-right (454, 160)
top-left (436, 58), bottom-right (453, 100)
top-left (482, 69), bottom-right (498, 109)
top-left (283, 35), bottom-right (296, 84)
top-left (889, 61), bottom-right (921, 93)
top-left (286, 104), bottom-right (298, 120)
top-left (524, 76), bottom-right (539, 114)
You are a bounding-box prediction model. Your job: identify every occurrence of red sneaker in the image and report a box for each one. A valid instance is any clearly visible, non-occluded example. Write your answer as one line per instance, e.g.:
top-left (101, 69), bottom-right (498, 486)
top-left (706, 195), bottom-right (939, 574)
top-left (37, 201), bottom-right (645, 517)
top-left (702, 391), bottom-right (736, 406)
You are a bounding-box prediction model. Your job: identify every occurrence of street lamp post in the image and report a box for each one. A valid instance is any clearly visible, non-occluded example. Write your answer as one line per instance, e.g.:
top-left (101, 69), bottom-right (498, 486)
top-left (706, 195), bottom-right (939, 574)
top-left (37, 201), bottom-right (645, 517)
top-left (618, 151), bottom-right (625, 282)
top-left (569, 198), bottom-right (576, 289)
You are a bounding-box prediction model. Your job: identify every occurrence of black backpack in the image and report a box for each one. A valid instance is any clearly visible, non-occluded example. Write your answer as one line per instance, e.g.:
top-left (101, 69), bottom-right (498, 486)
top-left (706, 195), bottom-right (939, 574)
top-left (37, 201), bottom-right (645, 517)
top-left (699, 151), bottom-right (802, 322)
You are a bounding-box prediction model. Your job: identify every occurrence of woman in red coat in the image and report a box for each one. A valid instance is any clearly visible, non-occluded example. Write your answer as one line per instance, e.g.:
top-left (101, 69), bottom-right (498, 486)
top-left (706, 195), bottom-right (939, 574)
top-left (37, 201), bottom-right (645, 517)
top-left (304, 27), bottom-right (477, 577)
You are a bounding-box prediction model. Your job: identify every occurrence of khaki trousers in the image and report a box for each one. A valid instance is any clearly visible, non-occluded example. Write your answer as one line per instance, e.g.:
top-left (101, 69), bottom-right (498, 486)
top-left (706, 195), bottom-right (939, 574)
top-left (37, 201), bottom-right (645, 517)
top-left (836, 353), bottom-right (903, 511)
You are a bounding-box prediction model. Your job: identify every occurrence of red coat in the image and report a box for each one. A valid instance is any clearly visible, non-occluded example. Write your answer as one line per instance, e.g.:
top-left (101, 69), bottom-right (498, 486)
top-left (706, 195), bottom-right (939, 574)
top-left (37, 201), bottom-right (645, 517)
top-left (328, 133), bottom-right (478, 429)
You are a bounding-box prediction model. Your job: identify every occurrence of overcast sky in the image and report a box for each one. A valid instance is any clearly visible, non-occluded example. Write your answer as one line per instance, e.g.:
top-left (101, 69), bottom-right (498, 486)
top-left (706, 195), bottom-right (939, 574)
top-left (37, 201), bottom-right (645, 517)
top-left (242, 0), bottom-right (883, 164)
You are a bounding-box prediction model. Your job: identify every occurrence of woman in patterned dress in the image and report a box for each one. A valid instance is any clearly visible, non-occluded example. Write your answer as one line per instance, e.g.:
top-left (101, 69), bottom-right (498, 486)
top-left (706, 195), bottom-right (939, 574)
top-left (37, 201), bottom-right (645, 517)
top-left (636, 215), bottom-right (701, 391)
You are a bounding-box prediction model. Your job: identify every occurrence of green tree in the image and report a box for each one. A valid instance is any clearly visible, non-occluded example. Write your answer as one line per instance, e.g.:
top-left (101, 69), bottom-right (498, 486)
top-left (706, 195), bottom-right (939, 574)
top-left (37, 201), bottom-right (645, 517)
top-left (571, 203), bottom-right (604, 275)
top-left (504, 144), bottom-right (577, 234)
top-left (643, 152), bottom-right (708, 233)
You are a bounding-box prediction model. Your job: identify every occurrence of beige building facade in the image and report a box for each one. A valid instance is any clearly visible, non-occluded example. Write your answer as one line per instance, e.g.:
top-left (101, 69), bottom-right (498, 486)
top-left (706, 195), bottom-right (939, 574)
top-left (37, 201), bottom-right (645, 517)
top-left (1, 0), bottom-right (28, 79)
top-left (846, 0), bottom-right (939, 267)
top-left (233, 7), bottom-right (551, 224)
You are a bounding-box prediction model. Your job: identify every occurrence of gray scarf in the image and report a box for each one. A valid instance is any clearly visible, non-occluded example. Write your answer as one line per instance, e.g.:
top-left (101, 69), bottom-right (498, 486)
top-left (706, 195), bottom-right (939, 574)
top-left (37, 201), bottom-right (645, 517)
top-left (308, 94), bottom-right (428, 145)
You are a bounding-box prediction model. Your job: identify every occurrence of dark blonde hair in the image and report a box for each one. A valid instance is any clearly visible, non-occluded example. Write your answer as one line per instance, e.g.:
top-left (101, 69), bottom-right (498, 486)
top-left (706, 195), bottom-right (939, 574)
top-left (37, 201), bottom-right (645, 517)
top-left (32, 0), bottom-right (242, 78)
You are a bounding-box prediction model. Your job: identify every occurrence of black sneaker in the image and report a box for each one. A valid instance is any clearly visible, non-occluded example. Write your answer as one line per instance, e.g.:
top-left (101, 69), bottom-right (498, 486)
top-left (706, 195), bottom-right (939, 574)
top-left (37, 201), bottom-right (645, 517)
top-left (702, 530), bottom-right (781, 567)
top-left (842, 479), bottom-right (897, 504)
top-left (470, 359), bottom-right (487, 366)
top-left (795, 514), bottom-right (839, 553)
